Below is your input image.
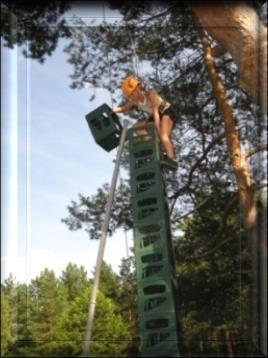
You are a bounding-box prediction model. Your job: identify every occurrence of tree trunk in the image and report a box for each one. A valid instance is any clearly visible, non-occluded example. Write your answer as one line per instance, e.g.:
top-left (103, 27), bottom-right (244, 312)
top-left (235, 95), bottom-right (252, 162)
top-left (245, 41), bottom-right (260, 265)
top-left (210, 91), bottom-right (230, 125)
top-left (225, 330), bottom-right (234, 357)
top-left (190, 2), bottom-right (267, 112)
top-left (199, 337), bottom-right (204, 354)
top-left (197, 25), bottom-right (258, 232)
top-left (198, 27), bottom-right (268, 354)
top-left (192, 7), bottom-right (267, 355)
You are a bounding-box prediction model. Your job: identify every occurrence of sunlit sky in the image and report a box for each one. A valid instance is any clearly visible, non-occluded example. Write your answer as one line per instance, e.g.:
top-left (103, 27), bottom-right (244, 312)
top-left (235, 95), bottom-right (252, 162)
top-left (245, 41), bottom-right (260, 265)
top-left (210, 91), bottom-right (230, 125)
top-left (1, 3), bottom-right (133, 283)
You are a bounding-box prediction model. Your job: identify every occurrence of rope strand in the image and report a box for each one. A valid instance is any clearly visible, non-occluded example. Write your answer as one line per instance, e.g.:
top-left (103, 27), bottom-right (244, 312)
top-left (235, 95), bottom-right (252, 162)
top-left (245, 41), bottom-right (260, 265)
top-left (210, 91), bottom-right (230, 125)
top-left (125, 23), bottom-right (141, 79)
top-left (102, 2), bottom-right (114, 107)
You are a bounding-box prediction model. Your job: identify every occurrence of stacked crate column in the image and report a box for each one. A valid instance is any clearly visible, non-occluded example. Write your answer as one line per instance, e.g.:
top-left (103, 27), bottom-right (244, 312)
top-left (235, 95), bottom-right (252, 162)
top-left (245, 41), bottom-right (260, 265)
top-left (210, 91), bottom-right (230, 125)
top-left (128, 124), bottom-right (181, 357)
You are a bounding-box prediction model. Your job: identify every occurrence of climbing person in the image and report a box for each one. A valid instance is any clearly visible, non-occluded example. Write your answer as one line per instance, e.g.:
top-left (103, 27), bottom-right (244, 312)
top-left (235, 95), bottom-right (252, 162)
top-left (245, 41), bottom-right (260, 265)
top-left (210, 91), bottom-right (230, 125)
top-left (112, 75), bottom-right (177, 169)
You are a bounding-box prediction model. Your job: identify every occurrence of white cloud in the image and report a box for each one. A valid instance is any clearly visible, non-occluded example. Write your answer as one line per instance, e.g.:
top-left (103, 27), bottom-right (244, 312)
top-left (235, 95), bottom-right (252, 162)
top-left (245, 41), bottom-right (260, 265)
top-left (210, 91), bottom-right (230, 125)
top-left (1, 248), bottom-right (93, 283)
top-left (1, 233), bottom-right (131, 284)
top-left (29, 248), bottom-right (71, 281)
top-left (2, 212), bottom-right (132, 283)
top-left (2, 255), bottom-right (27, 283)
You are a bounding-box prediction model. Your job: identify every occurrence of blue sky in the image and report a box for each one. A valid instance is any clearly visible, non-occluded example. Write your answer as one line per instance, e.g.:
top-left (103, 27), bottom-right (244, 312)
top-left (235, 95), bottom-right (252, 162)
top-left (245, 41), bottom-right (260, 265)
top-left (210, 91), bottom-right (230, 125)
top-left (1, 3), bottom-right (132, 283)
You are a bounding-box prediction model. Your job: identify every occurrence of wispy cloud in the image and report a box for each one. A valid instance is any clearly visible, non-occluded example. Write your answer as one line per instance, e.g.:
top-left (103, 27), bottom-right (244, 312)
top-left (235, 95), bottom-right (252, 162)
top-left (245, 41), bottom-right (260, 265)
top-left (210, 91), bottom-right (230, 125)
top-left (2, 232), bottom-right (132, 283)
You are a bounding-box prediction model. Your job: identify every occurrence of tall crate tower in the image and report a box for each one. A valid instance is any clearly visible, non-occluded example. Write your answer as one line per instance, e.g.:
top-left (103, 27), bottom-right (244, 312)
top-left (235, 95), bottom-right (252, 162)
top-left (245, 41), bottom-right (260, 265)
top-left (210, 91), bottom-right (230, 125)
top-left (128, 124), bottom-right (181, 357)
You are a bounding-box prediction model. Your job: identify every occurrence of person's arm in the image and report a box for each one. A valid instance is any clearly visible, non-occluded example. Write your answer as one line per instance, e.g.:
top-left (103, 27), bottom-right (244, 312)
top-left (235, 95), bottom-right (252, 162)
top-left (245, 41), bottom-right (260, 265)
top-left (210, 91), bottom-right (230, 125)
top-left (112, 100), bottom-right (135, 113)
top-left (148, 91), bottom-right (161, 134)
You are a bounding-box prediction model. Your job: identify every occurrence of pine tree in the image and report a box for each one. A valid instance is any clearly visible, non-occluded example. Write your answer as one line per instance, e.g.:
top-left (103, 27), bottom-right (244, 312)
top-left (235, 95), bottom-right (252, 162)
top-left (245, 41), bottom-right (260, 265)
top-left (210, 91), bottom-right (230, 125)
top-left (61, 263), bottom-right (89, 302)
top-left (1, 294), bottom-right (12, 356)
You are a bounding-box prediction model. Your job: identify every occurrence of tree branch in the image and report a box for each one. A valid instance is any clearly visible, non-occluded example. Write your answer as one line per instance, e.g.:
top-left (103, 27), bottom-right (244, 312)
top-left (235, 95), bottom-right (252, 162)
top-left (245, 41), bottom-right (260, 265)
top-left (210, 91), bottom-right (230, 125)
top-left (131, 5), bottom-right (177, 25)
top-left (175, 197), bottom-right (211, 221)
top-left (246, 144), bottom-right (268, 158)
top-left (169, 132), bottom-right (225, 201)
top-left (177, 193), bottom-right (240, 261)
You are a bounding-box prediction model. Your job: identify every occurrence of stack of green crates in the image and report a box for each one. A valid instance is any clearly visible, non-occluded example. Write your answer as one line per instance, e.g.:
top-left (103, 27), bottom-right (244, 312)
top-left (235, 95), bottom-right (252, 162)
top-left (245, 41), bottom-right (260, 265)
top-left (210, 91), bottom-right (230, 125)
top-left (128, 124), bottom-right (181, 357)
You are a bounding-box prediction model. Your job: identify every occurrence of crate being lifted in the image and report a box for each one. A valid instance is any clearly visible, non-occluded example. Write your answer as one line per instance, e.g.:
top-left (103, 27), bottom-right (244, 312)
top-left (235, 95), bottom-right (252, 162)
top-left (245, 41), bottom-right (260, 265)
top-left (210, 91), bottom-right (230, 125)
top-left (85, 103), bottom-right (123, 152)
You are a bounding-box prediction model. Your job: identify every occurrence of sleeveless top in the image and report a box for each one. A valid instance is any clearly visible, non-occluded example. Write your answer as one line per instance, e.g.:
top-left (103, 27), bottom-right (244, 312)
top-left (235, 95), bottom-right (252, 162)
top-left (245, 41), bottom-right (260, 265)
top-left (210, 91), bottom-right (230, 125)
top-left (136, 91), bottom-right (171, 115)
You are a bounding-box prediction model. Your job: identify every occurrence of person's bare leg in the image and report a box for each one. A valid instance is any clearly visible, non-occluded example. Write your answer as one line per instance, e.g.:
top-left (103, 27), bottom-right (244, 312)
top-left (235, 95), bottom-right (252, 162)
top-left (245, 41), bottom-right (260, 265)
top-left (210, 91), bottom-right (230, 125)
top-left (159, 116), bottom-right (175, 159)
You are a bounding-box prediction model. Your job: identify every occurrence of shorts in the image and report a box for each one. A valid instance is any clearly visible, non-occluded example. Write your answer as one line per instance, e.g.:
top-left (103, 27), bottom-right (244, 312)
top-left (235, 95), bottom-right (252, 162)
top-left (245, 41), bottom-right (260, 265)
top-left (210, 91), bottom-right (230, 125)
top-left (161, 106), bottom-right (177, 122)
top-left (147, 106), bottom-right (177, 127)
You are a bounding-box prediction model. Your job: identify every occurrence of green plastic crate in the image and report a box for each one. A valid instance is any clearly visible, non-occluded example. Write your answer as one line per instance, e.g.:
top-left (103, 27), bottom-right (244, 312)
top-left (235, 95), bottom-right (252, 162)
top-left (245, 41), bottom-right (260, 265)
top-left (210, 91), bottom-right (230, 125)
top-left (139, 312), bottom-right (181, 357)
top-left (131, 194), bottom-right (169, 224)
top-left (136, 258), bottom-right (173, 283)
top-left (85, 103), bottom-right (123, 151)
top-left (127, 123), bottom-right (158, 147)
top-left (139, 292), bottom-right (176, 315)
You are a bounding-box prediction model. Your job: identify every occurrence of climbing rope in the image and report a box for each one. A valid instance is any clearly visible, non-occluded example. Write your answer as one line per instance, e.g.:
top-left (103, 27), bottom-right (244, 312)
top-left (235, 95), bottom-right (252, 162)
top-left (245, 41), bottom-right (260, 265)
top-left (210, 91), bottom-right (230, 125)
top-left (128, 27), bottom-right (141, 79)
top-left (102, 2), bottom-right (114, 108)
top-left (102, 3), bottom-right (131, 260)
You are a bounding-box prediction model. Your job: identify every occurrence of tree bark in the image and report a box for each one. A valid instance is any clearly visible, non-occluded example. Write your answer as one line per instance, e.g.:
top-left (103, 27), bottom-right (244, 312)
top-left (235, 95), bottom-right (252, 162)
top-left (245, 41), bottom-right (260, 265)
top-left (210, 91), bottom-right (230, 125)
top-left (190, 2), bottom-right (267, 112)
top-left (191, 5), bottom-right (267, 355)
top-left (225, 330), bottom-right (234, 357)
top-left (197, 25), bottom-right (258, 231)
